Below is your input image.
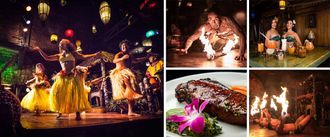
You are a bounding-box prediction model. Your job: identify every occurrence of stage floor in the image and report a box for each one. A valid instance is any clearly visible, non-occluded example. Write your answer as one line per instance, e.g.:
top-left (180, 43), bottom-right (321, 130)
top-left (166, 49), bottom-right (246, 68)
top-left (21, 112), bottom-right (163, 137)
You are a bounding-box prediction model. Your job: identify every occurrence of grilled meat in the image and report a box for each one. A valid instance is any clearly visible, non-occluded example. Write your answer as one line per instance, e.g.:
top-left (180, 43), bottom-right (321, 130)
top-left (175, 78), bottom-right (246, 125)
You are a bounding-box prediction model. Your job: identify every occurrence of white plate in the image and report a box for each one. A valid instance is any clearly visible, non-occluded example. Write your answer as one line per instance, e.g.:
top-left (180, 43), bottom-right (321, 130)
top-left (166, 72), bottom-right (247, 137)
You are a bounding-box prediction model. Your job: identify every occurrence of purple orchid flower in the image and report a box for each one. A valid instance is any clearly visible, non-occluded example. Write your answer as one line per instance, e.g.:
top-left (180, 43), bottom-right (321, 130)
top-left (167, 98), bottom-right (209, 134)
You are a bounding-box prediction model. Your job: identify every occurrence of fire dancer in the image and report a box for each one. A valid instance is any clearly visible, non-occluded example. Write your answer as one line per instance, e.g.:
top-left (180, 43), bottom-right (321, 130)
top-left (33, 39), bottom-right (100, 120)
top-left (109, 40), bottom-right (143, 116)
top-left (180, 11), bottom-right (246, 61)
top-left (259, 109), bottom-right (312, 134)
top-left (21, 63), bottom-right (50, 116)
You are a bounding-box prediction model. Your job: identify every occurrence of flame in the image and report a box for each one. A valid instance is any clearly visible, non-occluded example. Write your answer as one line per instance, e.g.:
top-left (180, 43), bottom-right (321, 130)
top-left (222, 34), bottom-right (239, 54)
top-left (270, 98), bottom-right (277, 111)
top-left (199, 27), bottom-right (216, 59)
top-left (273, 87), bottom-right (289, 117)
top-left (260, 92), bottom-right (268, 109)
top-left (250, 96), bottom-right (260, 116)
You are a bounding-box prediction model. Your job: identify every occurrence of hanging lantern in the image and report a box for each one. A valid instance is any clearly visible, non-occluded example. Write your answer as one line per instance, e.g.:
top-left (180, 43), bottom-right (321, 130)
top-left (26, 5), bottom-right (32, 12)
top-left (142, 39), bottom-right (152, 47)
top-left (146, 30), bottom-right (159, 38)
top-left (65, 29), bottom-right (74, 38)
top-left (38, 1), bottom-right (50, 21)
top-left (23, 28), bottom-right (28, 32)
top-left (61, 0), bottom-right (67, 6)
top-left (99, 1), bottom-right (111, 24)
top-left (279, 0), bottom-right (286, 10)
top-left (92, 24), bottom-right (97, 33)
top-left (76, 40), bottom-right (82, 52)
top-left (75, 40), bottom-right (81, 47)
top-left (50, 34), bottom-right (58, 44)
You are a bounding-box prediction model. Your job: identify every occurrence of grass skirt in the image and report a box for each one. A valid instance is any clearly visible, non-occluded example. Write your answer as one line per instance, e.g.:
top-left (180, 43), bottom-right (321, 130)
top-left (50, 72), bottom-right (90, 113)
top-left (21, 87), bottom-right (50, 112)
top-left (110, 68), bottom-right (142, 100)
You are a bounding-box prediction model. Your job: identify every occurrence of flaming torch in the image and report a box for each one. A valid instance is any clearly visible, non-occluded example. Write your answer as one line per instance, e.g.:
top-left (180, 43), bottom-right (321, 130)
top-left (222, 34), bottom-right (239, 54)
top-left (199, 27), bottom-right (216, 60)
top-left (273, 87), bottom-right (289, 117)
top-left (260, 92), bottom-right (268, 109)
top-left (270, 98), bottom-right (277, 111)
top-left (250, 96), bottom-right (260, 116)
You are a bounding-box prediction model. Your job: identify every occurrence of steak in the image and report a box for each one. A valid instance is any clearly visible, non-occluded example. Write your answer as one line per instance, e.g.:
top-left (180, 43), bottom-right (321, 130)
top-left (175, 78), bottom-right (246, 125)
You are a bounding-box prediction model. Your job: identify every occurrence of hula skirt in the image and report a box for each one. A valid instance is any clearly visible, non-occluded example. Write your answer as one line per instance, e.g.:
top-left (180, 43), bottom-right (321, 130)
top-left (50, 72), bottom-right (91, 113)
top-left (110, 68), bottom-right (142, 100)
top-left (21, 87), bottom-right (50, 112)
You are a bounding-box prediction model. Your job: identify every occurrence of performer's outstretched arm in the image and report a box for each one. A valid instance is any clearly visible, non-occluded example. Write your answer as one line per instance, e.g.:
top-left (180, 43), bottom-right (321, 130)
top-left (25, 78), bottom-right (36, 86)
top-left (73, 51), bottom-right (100, 60)
top-left (33, 47), bottom-right (59, 61)
top-left (183, 26), bottom-right (203, 54)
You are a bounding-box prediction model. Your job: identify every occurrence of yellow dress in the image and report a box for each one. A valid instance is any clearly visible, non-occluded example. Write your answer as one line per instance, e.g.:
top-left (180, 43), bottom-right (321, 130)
top-left (49, 54), bottom-right (91, 113)
top-left (21, 76), bottom-right (50, 112)
top-left (110, 68), bottom-right (142, 100)
top-left (50, 71), bottom-right (91, 113)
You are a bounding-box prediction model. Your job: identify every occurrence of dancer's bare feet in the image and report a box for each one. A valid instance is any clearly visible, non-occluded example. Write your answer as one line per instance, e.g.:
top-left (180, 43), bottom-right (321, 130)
top-left (34, 109), bottom-right (41, 116)
top-left (75, 112), bottom-right (81, 121)
top-left (56, 113), bottom-right (62, 119)
top-left (128, 112), bottom-right (141, 116)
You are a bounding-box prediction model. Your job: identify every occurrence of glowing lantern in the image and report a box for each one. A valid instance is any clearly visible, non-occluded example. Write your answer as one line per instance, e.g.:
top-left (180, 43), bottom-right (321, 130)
top-left (187, 2), bottom-right (192, 7)
top-left (146, 30), bottom-right (158, 38)
top-left (99, 1), bottom-right (111, 24)
top-left (61, 0), bottom-right (67, 6)
top-left (26, 5), bottom-right (32, 12)
top-left (38, 1), bottom-right (50, 21)
top-left (76, 40), bottom-right (82, 52)
top-left (23, 28), bottom-right (28, 32)
top-left (92, 25), bottom-right (97, 33)
top-left (50, 34), bottom-right (58, 44)
top-left (142, 39), bottom-right (152, 47)
top-left (65, 29), bottom-right (74, 38)
top-left (75, 40), bottom-right (81, 46)
top-left (279, 0), bottom-right (286, 10)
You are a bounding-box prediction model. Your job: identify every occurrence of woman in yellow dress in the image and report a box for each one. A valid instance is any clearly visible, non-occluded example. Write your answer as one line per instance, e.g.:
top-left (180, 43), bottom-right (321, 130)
top-left (21, 63), bottom-right (50, 116)
top-left (33, 39), bottom-right (100, 120)
top-left (110, 40), bottom-right (142, 116)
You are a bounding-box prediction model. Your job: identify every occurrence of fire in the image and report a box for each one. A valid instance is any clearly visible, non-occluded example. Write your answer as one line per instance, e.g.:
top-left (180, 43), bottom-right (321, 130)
top-left (273, 87), bottom-right (289, 117)
top-left (260, 92), bottom-right (268, 109)
top-left (270, 98), bottom-right (277, 111)
top-left (222, 34), bottom-right (239, 54)
top-left (250, 87), bottom-right (290, 118)
top-left (250, 96), bottom-right (260, 116)
top-left (199, 27), bottom-right (216, 59)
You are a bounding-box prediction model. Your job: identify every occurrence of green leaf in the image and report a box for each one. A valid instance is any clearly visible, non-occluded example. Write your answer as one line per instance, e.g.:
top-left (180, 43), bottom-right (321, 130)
top-left (166, 108), bottom-right (185, 117)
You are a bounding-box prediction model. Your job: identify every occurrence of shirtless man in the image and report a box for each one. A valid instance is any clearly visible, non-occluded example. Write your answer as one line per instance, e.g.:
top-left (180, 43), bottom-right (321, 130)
top-left (180, 12), bottom-right (246, 61)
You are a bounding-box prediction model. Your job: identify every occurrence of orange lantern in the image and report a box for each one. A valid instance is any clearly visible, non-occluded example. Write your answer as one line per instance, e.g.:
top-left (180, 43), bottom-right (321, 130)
top-left (76, 40), bottom-right (82, 52)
